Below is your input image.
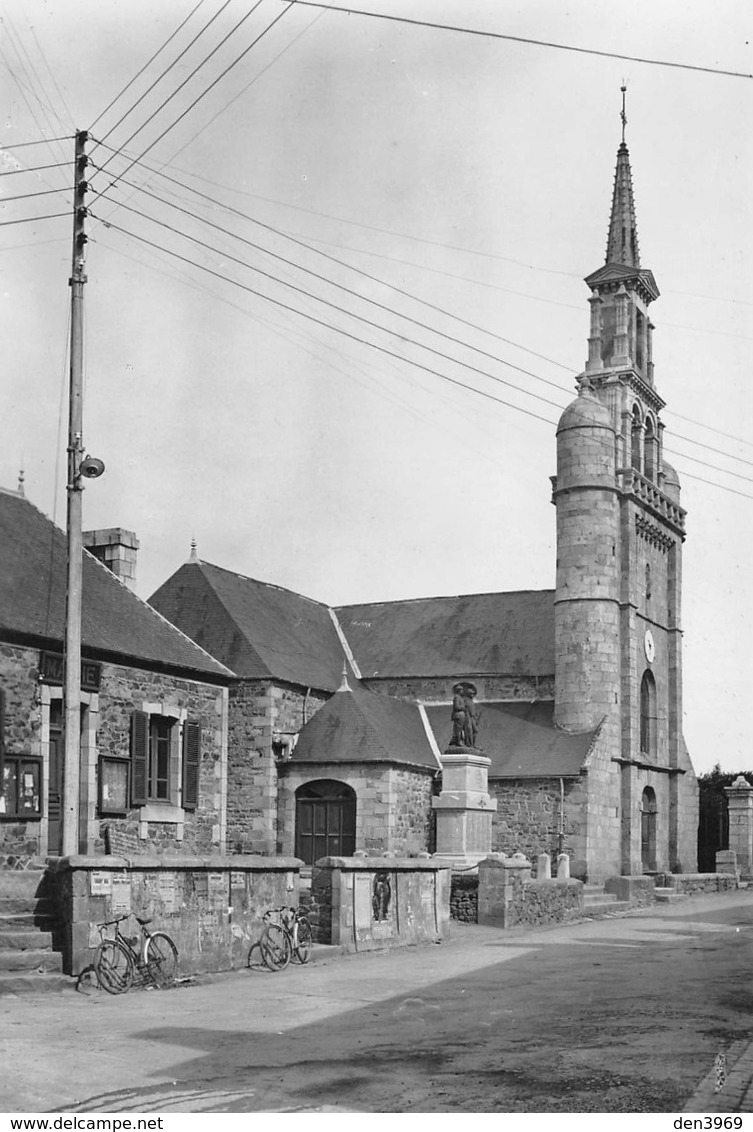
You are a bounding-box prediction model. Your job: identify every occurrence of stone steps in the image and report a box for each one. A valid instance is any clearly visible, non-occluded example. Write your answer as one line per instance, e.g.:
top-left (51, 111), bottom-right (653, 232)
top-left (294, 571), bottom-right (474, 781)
top-left (654, 887), bottom-right (688, 904)
top-left (0, 869), bottom-right (72, 995)
top-left (582, 885), bottom-right (630, 916)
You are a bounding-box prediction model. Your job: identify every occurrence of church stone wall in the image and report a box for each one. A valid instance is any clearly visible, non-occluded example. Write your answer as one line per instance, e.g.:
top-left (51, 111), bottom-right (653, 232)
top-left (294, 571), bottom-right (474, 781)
top-left (490, 776), bottom-right (586, 870)
top-left (362, 675), bottom-right (554, 706)
top-left (226, 679), bottom-right (328, 855)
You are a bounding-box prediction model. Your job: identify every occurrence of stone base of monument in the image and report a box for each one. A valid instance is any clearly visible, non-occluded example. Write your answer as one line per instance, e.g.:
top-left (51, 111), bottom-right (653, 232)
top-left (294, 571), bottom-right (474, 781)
top-left (432, 749), bottom-right (497, 869)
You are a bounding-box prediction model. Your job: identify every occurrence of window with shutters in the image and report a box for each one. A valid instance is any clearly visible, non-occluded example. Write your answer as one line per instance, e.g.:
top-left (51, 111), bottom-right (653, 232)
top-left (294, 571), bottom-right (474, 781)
top-left (128, 710), bottom-right (201, 811)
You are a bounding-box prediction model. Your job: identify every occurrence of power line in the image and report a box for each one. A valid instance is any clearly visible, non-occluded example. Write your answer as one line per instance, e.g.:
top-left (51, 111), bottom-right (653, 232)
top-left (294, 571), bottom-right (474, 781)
top-left (282, 2), bottom-right (753, 80)
top-left (90, 0), bottom-right (210, 131)
top-left (91, 197), bottom-right (568, 414)
top-left (89, 2), bottom-right (295, 205)
top-left (93, 213), bottom-right (561, 427)
top-left (94, 214), bottom-right (753, 501)
top-left (94, 153), bottom-right (753, 469)
top-left (26, 18), bottom-right (76, 130)
top-left (96, 153), bottom-right (577, 378)
top-left (0, 136), bottom-right (72, 149)
top-left (93, 0), bottom-right (237, 151)
top-left (0, 161), bottom-right (70, 176)
top-left (0, 187), bottom-right (67, 204)
top-left (92, 167), bottom-right (574, 399)
top-left (0, 212), bottom-right (68, 227)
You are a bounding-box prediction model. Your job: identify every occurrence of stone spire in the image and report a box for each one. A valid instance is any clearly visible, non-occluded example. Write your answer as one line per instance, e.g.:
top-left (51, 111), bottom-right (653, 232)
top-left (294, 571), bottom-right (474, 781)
top-left (605, 140), bottom-right (640, 268)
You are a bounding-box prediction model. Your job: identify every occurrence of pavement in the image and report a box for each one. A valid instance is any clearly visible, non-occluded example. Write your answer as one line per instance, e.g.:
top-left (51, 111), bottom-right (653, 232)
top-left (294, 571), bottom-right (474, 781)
top-left (2, 891), bottom-right (753, 1114)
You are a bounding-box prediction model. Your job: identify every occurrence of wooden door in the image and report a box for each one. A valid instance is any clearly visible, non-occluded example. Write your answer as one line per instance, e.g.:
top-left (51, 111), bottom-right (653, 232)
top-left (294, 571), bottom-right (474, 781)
top-left (295, 781), bottom-right (356, 866)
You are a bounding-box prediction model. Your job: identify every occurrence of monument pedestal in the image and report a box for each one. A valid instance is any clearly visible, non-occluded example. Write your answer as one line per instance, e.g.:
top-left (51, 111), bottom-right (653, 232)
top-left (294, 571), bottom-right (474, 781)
top-left (432, 748), bottom-right (497, 868)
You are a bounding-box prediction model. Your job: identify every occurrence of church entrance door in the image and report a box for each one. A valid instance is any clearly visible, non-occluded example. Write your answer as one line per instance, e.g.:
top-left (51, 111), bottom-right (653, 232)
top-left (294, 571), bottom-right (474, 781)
top-left (641, 787), bottom-right (657, 872)
top-left (295, 780), bottom-right (356, 866)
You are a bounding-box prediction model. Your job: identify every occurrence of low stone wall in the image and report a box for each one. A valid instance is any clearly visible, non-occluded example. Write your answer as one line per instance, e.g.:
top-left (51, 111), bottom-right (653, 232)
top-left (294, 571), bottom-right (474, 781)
top-left (450, 873), bottom-right (478, 922)
top-left (509, 878), bottom-right (584, 928)
top-left (659, 872), bottom-right (738, 895)
top-left (478, 853), bottom-right (583, 928)
top-left (312, 855), bottom-right (451, 952)
top-left (604, 875), bottom-right (656, 906)
top-left (46, 855), bottom-right (301, 976)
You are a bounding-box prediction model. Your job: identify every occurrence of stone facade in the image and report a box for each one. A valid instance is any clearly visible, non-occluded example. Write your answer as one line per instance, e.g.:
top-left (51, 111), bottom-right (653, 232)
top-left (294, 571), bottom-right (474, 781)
top-left (277, 760), bottom-right (434, 858)
top-left (225, 680), bottom-right (329, 856)
top-left (490, 777), bottom-right (584, 868)
top-left (0, 640), bottom-right (228, 859)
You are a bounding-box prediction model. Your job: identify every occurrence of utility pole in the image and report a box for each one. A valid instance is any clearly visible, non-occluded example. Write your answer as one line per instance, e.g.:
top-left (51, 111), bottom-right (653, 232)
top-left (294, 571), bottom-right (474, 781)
top-left (62, 129), bottom-right (88, 857)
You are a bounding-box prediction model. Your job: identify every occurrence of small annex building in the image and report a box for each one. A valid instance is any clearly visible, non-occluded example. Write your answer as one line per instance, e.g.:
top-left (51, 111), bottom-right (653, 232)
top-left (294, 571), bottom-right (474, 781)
top-left (0, 488), bottom-right (233, 863)
top-left (150, 130), bottom-right (699, 882)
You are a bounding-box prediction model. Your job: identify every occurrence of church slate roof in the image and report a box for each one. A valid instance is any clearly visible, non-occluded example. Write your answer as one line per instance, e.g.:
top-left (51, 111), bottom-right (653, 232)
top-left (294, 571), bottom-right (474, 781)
top-left (149, 560), bottom-right (345, 690)
top-left (336, 591), bottom-right (555, 678)
top-left (424, 700), bottom-right (596, 778)
top-left (290, 681), bottom-right (438, 770)
top-left (0, 490), bottom-right (231, 679)
top-left (149, 566), bottom-right (555, 689)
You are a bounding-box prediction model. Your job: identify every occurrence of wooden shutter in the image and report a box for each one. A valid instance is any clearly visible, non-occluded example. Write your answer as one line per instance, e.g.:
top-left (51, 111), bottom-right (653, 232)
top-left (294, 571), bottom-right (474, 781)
top-left (130, 710), bottom-right (148, 806)
top-left (182, 720), bottom-right (201, 811)
top-left (0, 689), bottom-right (5, 793)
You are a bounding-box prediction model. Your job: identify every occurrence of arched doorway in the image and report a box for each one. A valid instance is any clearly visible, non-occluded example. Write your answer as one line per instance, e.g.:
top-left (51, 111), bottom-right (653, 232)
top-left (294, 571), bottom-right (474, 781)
top-left (641, 786), bottom-right (657, 872)
top-left (295, 780), bottom-right (356, 866)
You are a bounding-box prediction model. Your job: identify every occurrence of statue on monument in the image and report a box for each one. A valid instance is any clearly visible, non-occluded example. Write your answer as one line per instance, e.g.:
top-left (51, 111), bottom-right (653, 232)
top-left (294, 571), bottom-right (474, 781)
top-left (450, 681), bottom-right (480, 749)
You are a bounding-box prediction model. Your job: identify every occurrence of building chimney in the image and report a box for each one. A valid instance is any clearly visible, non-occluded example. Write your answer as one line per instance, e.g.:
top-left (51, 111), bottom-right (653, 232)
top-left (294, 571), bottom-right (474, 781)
top-left (83, 528), bottom-right (139, 588)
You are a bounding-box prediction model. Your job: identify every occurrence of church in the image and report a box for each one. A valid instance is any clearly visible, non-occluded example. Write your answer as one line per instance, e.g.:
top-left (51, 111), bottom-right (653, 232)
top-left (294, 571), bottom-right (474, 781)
top-left (148, 126), bottom-right (699, 881)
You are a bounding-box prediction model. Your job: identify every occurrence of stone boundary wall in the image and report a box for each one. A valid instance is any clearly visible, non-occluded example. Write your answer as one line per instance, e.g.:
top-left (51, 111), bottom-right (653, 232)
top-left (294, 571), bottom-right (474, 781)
top-left (450, 873), bottom-right (478, 922)
top-left (478, 853), bottom-right (583, 928)
top-left (659, 872), bottom-right (738, 895)
top-left (604, 875), bottom-right (656, 906)
top-left (46, 855), bottom-right (301, 976)
top-left (312, 855), bottom-right (451, 952)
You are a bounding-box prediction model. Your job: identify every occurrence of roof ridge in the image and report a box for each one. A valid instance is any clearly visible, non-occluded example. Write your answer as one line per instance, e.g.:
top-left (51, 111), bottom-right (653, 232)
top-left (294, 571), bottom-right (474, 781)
top-left (83, 549), bottom-right (235, 677)
top-left (336, 587), bottom-right (555, 611)
top-left (197, 558), bottom-right (332, 611)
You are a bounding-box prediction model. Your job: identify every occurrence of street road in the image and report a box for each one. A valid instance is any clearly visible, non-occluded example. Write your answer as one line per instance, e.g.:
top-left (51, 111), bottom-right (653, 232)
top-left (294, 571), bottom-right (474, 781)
top-left (2, 891), bottom-right (753, 1114)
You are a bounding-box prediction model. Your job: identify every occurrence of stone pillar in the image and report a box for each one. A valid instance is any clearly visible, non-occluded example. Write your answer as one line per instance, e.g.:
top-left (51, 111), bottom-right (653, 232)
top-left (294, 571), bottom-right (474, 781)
top-left (432, 750), bottom-right (497, 867)
top-left (477, 852), bottom-right (532, 927)
top-left (725, 777), bottom-right (753, 875)
top-left (537, 853), bottom-right (551, 880)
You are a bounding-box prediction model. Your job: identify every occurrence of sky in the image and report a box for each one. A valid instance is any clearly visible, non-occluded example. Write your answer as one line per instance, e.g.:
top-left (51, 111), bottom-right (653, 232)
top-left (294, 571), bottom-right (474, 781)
top-left (1, 0), bottom-right (751, 776)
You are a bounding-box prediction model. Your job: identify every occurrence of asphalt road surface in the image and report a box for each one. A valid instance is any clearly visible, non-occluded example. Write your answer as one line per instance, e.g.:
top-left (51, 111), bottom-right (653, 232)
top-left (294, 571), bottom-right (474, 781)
top-left (3, 891), bottom-right (753, 1114)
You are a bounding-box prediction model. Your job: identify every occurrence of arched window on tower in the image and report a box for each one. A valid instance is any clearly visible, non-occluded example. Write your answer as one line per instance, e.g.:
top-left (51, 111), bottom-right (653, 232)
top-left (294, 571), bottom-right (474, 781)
top-left (631, 405), bottom-right (643, 473)
top-left (644, 416), bottom-right (657, 482)
top-left (639, 669), bottom-right (657, 759)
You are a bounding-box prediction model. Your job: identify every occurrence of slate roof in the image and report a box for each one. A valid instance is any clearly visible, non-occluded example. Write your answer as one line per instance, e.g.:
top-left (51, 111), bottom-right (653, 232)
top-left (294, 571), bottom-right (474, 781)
top-left (424, 700), bottom-right (596, 778)
top-left (0, 489), bottom-right (230, 680)
top-left (290, 681), bottom-right (438, 770)
top-left (149, 566), bottom-right (555, 690)
top-left (336, 591), bottom-right (555, 678)
top-left (149, 560), bottom-right (345, 690)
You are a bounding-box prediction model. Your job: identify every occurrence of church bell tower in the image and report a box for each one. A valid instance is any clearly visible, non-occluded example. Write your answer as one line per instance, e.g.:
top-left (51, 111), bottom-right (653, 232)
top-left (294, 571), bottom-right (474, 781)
top-left (552, 91), bottom-right (697, 878)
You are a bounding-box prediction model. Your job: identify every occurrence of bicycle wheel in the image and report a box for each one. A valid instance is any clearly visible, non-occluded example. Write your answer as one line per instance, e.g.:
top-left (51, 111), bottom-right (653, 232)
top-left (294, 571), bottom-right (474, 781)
top-left (145, 932), bottom-right (179, 987)
top-left (260, 923), bottom-right (291, 971)
top-left (293, 916), bottom-right (313, 964)
top-left (94, 939), bottom-right (134, 994)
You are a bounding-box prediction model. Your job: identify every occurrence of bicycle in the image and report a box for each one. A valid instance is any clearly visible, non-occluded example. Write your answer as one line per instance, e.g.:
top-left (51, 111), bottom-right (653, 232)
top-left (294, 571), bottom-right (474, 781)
top-left (252, 906), bottom-right (313, 972)
top-left (93, 914), bottom-right (179, 995)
